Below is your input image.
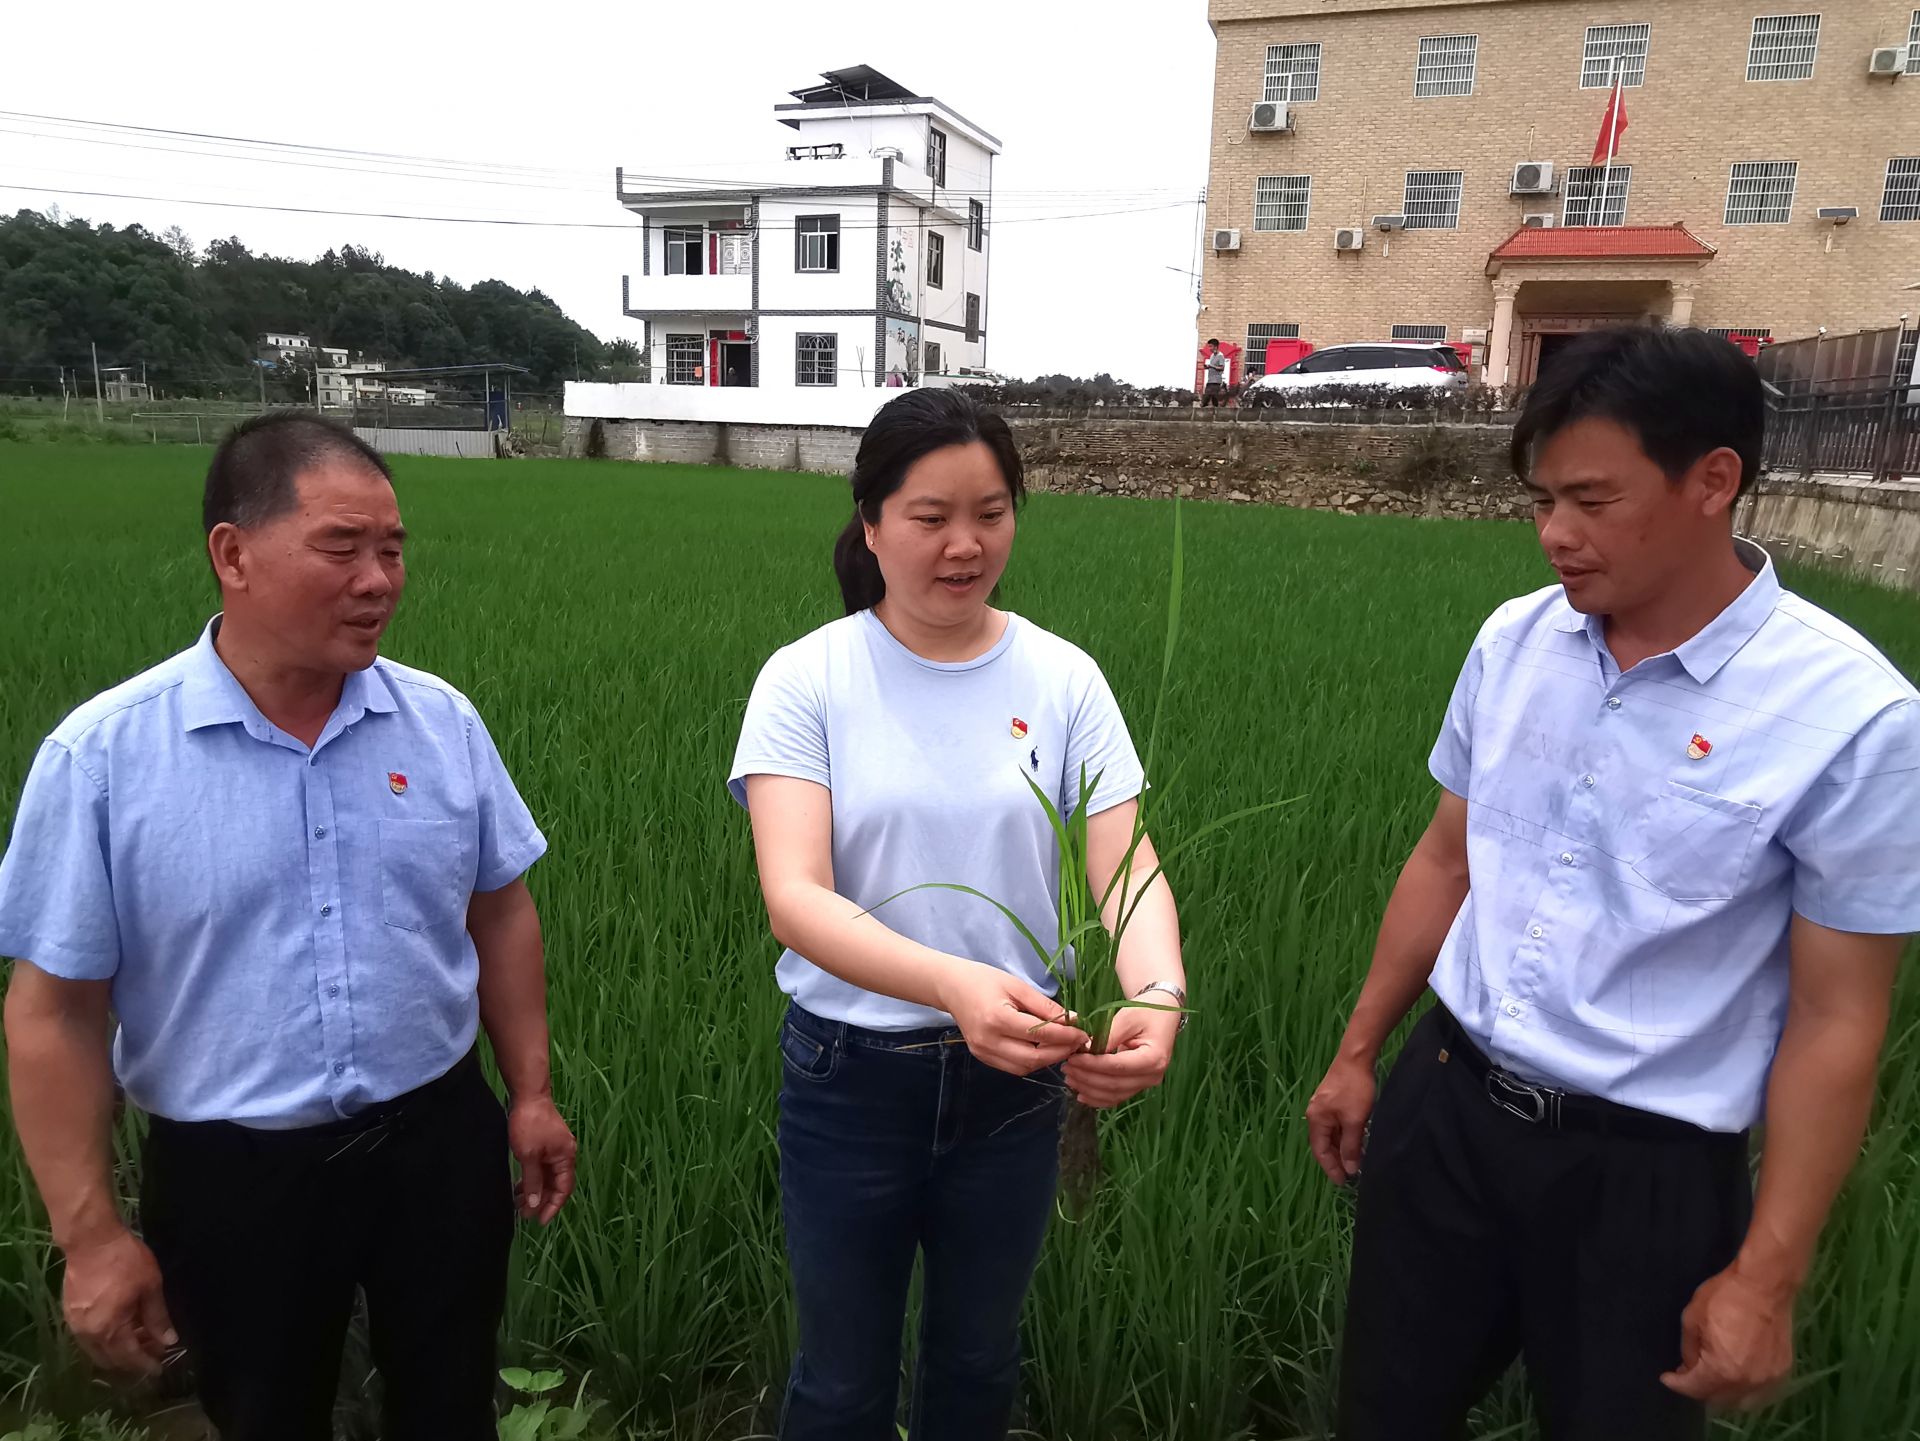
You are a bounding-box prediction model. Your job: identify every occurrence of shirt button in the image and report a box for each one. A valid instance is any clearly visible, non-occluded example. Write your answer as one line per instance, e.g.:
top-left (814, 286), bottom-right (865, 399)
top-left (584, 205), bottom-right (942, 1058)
top-left (1560, 851), bottom-right (1574, 865)
top-left (1607, 697), bottom-right (1623, 711)
top-left (314, 826), bottom-right (327, 839)
top-left (1583, 774), bottom-right (1596, 788)
top-left (333, 1062), bottom-right (345, 1076)
top-left (328, 983), bottom-right (340, 998)
top-left (320, 904), bottom-right (332, 917)
top-left (1530, 925), bottom-right (1544, 939)
top-left (1506, 1003), bottom-right (1522, 1017)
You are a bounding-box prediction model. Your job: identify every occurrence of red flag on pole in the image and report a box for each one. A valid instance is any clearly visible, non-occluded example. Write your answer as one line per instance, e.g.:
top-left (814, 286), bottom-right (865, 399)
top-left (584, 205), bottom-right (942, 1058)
top-left (1591, 73), bottom-right (1629, 164)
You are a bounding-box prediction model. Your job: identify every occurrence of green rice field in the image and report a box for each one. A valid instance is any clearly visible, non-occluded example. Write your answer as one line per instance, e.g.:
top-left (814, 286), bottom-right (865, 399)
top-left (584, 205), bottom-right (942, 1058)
top-left (1, 444), bottom-right (1918, 1439)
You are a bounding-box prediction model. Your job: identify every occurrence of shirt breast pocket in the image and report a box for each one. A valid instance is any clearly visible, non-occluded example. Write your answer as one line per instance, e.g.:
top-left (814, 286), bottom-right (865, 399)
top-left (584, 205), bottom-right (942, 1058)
top-left (1627, 781), bottom-right (1763, 903)
top-left (377, 819), bottom-right (471, 933)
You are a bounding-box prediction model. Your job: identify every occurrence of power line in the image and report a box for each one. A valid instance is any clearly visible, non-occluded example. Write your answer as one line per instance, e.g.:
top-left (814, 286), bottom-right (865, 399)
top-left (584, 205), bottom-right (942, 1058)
top-left (0, 109), bottom-right (1196, 201)
top-left (1, 182), bottom-right (1195, 232)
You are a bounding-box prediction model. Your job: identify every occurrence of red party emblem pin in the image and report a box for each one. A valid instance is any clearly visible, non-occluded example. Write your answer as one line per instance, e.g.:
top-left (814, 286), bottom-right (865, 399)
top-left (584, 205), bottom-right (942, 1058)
top-left (1687, 734), bottom-right (1712, 761)
top-left (388, 772), bottom-right (409, 795)
top-left (1010, 717), bottom-right (1029, 740)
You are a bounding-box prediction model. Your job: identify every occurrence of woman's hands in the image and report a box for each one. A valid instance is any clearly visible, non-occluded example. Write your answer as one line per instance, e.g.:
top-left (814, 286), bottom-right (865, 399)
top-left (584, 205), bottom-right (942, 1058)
top-left (936, 960), bottom-right (1088, 1076)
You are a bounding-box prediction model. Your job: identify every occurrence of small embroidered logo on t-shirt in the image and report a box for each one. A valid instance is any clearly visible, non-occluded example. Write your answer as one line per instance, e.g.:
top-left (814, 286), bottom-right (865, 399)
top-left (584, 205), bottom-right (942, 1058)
top-left (388, 771), bottom-right (409, 795)
top-left (1687, 734), bottom-right (1712, 761)
top-left (1029, 746), bottom-right (1040, 773)
top-left (1010, 717), bottom-right (1028, 740)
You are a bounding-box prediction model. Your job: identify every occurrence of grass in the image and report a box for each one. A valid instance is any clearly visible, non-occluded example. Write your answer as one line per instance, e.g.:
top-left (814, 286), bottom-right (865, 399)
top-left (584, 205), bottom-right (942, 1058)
top-left (0, 444), bottom-right (1917, 1439)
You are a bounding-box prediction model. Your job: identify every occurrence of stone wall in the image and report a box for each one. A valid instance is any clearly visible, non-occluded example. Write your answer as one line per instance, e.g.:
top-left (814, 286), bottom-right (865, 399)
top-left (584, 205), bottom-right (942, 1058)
top-left (1740, 473), bottom-right (1920, 595)
top-left (564, 416), bottom-right (863, 474)
top-left (1006, 415), bottom-right (1528, 520)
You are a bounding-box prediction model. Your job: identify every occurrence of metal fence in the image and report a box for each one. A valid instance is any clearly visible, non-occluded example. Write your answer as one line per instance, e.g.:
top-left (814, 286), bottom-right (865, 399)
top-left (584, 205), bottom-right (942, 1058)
top-left (1758, 326), bottom-right (1920, 481)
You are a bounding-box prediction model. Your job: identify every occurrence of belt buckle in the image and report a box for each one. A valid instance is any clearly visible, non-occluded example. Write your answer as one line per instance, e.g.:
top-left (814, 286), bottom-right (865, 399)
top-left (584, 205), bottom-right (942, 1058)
top-left (1486, 1067), bottom-right (1557, 1125)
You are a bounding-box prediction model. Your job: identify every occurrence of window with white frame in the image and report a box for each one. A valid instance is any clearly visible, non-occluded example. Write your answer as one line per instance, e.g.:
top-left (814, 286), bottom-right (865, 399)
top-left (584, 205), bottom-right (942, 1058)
top-left (1725, 161), bottom-right (1797, 223)
top-left (928, 128), bottom-right (947, 187)
top-left (969, 199), bottom-right (985, 251)
top-left (1562, 165), bottom-right (1631, 226)
top-left (1391, 324), bottom-right (1449, 341)
top-left (927, 231), bottom-right (945, 289)
top-left (1263, 43), bottom-right (1321, 102)
top-left (1244, 322), bottom-right (1301, 379)
top-left (1582, 23), bottom-right (1650, 87)
top-left (1403, 169), bottom-right (1464, 228)
top-left (1415, 35), bottom-right (1478, 96)
top-left (965, 293), bottom-right (981, 342)
top-left (925, 341), bottom-right (943, 376)
top-left (665, 334), bottom-right (703, 385)
top-left (665, 227), bottom-right (704, 276)
top-left (795, 215), bottom-right (840, 273)
top-left (1908, 10), bottom-right (1919, 74)
top-left (796, 333), bottom-right (837, 386)
top-left (1706, 327), bottom-right (1772, 341)
top-left (1253, 175), bottom-right (1313, 231)
top-left (1746, 15), bottom-right (1820, 81)
top-left (1883, 158), bottom-right (1920, 221)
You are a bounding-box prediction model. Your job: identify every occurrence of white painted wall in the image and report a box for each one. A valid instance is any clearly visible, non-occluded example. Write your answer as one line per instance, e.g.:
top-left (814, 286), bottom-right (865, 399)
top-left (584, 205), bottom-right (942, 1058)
top-left (566, 379), bottom-right (905, 428)
top-left (779, 114), bottom-right (928, 167)
top-left (626, 272), bottom-right (751, 314)
top-left (758, 196), bottom-right (881, 311)
top-left (755, 314), bottom-right (880, 389)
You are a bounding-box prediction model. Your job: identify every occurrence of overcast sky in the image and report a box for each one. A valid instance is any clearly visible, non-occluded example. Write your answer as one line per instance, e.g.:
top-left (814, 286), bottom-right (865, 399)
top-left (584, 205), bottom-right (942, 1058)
top-left (1, 0), bottom-right (1217, 388)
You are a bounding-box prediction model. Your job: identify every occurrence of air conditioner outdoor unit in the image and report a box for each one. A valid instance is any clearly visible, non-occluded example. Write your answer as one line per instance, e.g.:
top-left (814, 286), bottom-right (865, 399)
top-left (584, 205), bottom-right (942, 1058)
top-left (1868, 46), bottom-right (1907, 76)
top-left (1248, 101), bottom-right (1292, 132)
top-left (1213, 228), bottom-right (1242, 252)
top-left (1333, 227), bottom-right (1365, 251)
top-left (1372, 214), bottom-right (1406, 231)
top-left (1511, 161), bottom-right (1556, 195)
top-left (1522, 212), bottom-right (1556, 228)
top-left (1817, 205), bottom-right (1859, 223)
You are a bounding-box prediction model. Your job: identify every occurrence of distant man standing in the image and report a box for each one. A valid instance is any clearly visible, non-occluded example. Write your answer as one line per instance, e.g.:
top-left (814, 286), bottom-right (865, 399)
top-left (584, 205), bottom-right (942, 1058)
top-left (1201, 338), bottom-right (1230, 407)
top-left (1308, 327), bottom-right (1920, 1440)
top-left (0, 414), bottom-right (576, 1441)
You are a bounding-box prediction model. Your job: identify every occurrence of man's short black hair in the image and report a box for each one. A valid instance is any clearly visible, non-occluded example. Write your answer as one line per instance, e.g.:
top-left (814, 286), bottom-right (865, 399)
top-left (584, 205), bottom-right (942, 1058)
top-left (1511, 325), bottom-right (1764, 497)
top-left (1207, 338), bottom-right (1220, 347)
top-left (203, 411), bottom-right (393, 535)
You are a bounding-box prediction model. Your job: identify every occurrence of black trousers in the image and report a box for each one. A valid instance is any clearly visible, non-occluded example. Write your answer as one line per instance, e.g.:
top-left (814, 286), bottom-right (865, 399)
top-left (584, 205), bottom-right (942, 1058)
top-left (139, 1051), bottom-right (514, 1441)
top-left (1338, 1006), bottom-right (1753, 1441)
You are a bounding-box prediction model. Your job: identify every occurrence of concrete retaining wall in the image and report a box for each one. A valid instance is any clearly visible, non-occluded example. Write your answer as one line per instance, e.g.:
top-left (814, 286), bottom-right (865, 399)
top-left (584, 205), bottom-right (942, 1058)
top-left (1740, 474), bottom-right (1920, 594)
top-left (563, 417), bottom-right (863, 475)
top-left (1006, 416), bottom-right (1528, 520)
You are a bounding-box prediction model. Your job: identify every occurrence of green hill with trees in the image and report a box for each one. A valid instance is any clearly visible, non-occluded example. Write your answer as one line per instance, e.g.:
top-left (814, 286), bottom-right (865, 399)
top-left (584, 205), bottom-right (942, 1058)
top-left (0, 209), bottom-right (623, 397)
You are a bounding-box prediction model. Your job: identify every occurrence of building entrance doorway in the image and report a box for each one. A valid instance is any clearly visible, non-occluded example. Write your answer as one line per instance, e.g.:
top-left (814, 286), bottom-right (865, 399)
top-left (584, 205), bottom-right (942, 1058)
top-left (1516, 314), bottom-right (1647, 387)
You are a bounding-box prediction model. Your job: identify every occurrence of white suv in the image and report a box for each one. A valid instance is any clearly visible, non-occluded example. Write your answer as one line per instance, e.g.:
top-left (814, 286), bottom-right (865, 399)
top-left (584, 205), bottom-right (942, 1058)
top-left (1254, 342), bottom-right (1469, 395)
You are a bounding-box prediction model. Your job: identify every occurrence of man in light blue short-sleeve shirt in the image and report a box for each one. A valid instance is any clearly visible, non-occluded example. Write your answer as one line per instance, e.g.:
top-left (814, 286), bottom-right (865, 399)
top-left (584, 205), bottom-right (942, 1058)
top-left (0, 413), bottom-right (575, 1441)
top-left (1308, 327), bottom-right (1920, 1441)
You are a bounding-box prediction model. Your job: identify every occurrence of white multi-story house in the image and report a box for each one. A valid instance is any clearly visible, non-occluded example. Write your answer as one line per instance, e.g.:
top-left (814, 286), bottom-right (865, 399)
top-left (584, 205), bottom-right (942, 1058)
top-left (616, 66), bottom-right (997, 392)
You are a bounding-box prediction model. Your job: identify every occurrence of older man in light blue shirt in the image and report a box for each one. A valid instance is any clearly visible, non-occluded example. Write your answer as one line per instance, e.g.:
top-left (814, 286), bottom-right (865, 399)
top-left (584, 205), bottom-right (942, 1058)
top-left (0, 413), bottom-right (574, 1441)
top-left (1308, 326), bottom-right (1920, 1441)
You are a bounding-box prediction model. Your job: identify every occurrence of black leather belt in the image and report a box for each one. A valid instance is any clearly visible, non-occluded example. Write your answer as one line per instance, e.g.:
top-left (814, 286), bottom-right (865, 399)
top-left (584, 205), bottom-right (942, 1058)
top-left (1431, 1007), bottom-right (1746, 1149)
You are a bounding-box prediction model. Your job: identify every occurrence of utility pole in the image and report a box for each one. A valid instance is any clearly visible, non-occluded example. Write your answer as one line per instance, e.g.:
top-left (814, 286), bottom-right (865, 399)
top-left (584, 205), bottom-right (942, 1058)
top-left (91, 341), bottom-right (104, 423)
top-left (259, 360), bottom-right (267, 409)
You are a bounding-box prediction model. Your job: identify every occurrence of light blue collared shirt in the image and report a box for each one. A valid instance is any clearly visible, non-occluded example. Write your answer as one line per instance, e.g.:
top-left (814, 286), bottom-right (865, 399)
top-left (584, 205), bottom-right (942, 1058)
top-left (0, 619), bottom-right (546, 1127)
top-left (1430, 539), bottom-right (1920, 1132)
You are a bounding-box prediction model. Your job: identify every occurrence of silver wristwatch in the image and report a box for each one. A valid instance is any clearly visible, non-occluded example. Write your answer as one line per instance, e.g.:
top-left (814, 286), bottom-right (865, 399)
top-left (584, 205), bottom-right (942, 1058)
top-left (1134, 981), bottom-right (1189, 1031)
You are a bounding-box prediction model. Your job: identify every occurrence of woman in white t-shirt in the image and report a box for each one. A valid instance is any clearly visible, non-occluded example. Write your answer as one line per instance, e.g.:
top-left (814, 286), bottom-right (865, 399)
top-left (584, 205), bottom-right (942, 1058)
top-left (729, 387), bottom-right (1187, 1440)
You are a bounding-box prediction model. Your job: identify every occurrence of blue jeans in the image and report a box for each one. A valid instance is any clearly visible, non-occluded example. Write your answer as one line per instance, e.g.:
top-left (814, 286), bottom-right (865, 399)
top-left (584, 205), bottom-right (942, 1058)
top-left (776, 1001), bottom-right (1066, 1441)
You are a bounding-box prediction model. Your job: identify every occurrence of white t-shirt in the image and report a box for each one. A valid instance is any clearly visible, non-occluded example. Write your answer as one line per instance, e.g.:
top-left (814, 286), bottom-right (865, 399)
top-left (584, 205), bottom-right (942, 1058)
top-left (729, 609), bottom-right (1145, 1030)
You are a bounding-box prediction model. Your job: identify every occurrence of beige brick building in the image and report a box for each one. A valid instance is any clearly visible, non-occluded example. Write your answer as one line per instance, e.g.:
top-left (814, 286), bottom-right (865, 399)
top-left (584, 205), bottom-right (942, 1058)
top-left (1201, 0), bottom-right (1920, 386)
